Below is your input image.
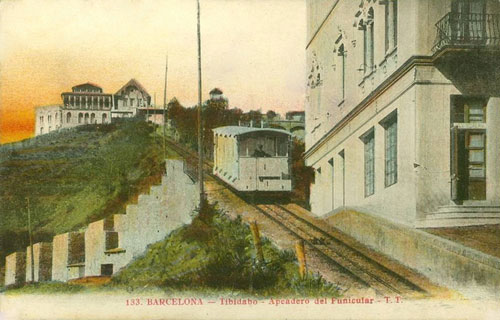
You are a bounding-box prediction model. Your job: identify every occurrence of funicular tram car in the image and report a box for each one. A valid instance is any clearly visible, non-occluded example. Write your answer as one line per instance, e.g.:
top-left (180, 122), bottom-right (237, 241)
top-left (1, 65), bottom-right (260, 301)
top-left (213, 126), bottom-right (292, 196)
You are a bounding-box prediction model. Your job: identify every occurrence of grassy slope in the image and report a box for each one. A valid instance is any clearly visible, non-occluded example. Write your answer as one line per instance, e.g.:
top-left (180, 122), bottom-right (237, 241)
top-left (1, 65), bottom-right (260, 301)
top-left (0, 120), bottom-right (172, 273)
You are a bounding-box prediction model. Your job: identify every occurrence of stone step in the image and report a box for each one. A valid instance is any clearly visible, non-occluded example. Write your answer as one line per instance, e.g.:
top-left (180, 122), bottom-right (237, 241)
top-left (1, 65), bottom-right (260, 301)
top-left (125, 204), bottom-right (138, 216)
top-left (437, 205), bottom-right (500, 214)
top-left (150, 185), bottom-right (165, 200)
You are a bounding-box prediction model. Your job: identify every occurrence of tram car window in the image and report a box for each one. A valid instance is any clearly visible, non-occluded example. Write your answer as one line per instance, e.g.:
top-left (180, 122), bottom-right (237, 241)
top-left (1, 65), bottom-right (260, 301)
top-left (213, 126), bottom-right (292, 194)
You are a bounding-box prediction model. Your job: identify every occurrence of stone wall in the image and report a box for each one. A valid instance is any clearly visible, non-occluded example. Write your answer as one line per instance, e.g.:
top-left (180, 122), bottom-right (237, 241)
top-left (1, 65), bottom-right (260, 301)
top-left (4, 252), bottom-right (26, 286)
top-left (26, 242), bottom-right (52, 282)
top-left (5, 160), bottom-right (200, 284)
top-left (51, 232), bottom-right (85, 282)
top-left (327, 210), bottom-right (500, 300)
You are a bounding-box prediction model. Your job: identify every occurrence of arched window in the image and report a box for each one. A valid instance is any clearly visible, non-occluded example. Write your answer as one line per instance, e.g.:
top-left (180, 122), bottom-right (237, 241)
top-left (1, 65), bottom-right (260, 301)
top-left (102, 113), bottom-right (108, 123)
top-left (67, 112), bottom-right (71, 123)
top-left (84, 113), bottom-right (90, 124)
top-left (90, 113), bottom-right (96, 124)
top-left (78, 113), bottom-right (83, 124)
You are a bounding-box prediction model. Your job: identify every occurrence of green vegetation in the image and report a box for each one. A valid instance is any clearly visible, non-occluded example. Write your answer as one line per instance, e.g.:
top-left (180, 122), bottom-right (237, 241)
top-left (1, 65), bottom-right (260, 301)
top-left (2, 282), bottom-right (86, 294)
top-left (111, 201), bottom-right (338, 297)
top-left (0, 120), bottom-right (174, 272)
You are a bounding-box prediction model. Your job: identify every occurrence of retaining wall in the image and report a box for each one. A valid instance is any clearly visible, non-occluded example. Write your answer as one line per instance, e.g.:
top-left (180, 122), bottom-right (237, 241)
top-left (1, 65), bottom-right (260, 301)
top-left (26, 242), bottom-right (52, 282)
top-left (5, 159), bottom-right (200, 284)
top-left (4, 252), bottom-right (26, 286)
top-left (51, 232), bottom-right (85, 282)
top-left (327, 210), bottom-right (500, 300)
top-left (85, 216), bottom-right (131, 277)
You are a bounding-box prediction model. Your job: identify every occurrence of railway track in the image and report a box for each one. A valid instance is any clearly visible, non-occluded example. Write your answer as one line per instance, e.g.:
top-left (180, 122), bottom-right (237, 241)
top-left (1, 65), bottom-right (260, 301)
top-left (255, 204), bottom-right (428, 296)
top-left (163, 137), bottom-right (430, 296)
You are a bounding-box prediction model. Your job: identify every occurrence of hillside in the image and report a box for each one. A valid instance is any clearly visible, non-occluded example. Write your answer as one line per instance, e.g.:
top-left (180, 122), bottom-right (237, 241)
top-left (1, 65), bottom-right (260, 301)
top-left (110, 202), bottom-right (338, 296)
top-left (0, 120), bottom-right (175, 273)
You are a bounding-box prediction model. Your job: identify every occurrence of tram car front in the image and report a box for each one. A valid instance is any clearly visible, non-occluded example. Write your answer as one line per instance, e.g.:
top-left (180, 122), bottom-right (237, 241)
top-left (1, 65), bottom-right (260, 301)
top-left (213, 126), bottom-right (292, 195)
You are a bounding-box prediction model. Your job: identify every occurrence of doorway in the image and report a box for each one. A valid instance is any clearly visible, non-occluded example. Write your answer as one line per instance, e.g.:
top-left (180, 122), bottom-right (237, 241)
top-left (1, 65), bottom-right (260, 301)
top-left (452, 129), bottom-right (487, 201)
top-left (450, 0), bottom-right (486, 44)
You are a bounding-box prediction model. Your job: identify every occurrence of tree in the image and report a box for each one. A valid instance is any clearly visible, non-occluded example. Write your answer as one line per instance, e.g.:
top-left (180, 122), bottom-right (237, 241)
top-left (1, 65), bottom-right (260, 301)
top-left (266, 110), bottom-right (277, 120)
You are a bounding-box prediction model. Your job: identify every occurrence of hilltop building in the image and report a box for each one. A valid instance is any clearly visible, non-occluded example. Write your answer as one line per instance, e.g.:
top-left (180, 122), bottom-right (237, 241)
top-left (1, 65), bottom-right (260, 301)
top-left (305, 0), bottom-right (500, 227)
top-left (113, 79), bottom-right (152, 118)
top-left (34, 79), bottom-right (151, 136)
top-left (209, 88), bottom-right (225, 101)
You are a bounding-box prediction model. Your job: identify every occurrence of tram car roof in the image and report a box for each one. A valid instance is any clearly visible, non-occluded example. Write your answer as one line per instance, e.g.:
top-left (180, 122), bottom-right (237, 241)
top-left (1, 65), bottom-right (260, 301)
top-left (213, 126), bottom-right (291, 138)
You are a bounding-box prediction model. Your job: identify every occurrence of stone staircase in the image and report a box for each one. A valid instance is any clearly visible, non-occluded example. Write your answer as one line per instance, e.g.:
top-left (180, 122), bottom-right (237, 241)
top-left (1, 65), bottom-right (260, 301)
top-left (417, 204), bottom-right (500, 228)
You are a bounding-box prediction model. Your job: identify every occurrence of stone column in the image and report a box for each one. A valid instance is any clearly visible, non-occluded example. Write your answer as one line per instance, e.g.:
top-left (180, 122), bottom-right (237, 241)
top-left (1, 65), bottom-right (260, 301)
top-left (486, 97), bottom-right (500, 204)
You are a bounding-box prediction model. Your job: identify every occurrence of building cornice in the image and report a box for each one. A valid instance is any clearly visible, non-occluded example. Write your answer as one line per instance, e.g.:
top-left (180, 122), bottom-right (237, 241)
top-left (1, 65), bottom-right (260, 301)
top-left (304, 55), bottom-right (434, 160)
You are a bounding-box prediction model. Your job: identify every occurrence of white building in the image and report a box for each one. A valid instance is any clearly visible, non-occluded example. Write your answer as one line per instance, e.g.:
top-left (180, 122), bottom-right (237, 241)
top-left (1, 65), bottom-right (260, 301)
top-left (305, 0), bottom-right (500, 228)
top-left (35, 82), bottom-right (113, 136)
top-left (34, 79), bottom-right (152, 136)
top-left (113, 79), bottom-right (152, 118)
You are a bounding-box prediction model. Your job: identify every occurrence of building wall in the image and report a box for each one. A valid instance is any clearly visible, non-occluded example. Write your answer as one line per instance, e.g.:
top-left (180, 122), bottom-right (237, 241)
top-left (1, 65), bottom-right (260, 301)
top-left (4, 252), bottom-right (26, 286)
top-left (34, 105), bottom-right (63, 137)
top-left (51, 232), bottom-right (85, 282)
top-left (60, 109), bottom-right (112, 129)
top-left (85, 218), bottom-right (131, 277)
top-left (114, 85), bottom-right (150, 116)
top-left (486, 98), bottom-right (500, 203)
top-left (305, 0), bottom-right (500, 225)
top-left (305, 0), bottom-right (457, 149)
top-left (85, 159), bottom-right (198, 277)
top-left (329, 210), bottom-right (500, 300)
top-left (414, 77), bottom-right (459, 219)
top-left (308, 64), bottom-right (427, 225)
top-left (26, 242), bottom-right (52, 282)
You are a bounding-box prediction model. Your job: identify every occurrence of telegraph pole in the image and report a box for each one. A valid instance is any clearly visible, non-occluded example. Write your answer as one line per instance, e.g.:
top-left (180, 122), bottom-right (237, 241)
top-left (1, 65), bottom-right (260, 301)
top-left (27, 198), bottom-right (34, 282)
top-left (197, 0), bottom-right (205, 206)
top-left (163, 54), bottom-right (168, 161)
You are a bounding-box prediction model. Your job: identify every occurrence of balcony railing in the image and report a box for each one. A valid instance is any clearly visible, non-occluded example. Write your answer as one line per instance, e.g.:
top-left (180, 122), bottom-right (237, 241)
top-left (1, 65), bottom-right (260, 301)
top-left (433, 12), bottom-right (500, 52)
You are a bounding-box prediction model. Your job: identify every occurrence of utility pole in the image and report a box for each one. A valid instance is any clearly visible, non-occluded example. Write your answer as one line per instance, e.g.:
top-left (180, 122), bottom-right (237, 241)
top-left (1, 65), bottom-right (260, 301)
top-left (163, 54), bottom-right (168, 161)
top-left (197, 0), bottom-right (205, 206)
top-left (27, 198), bottom-right (34, 282)
top-left (146, 94), bottom-right (150, 123)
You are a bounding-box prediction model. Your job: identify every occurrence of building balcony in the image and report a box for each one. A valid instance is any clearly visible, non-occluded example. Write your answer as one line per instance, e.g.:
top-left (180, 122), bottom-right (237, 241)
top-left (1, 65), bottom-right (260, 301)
top-left (432, 12), bottom-right (500, 96)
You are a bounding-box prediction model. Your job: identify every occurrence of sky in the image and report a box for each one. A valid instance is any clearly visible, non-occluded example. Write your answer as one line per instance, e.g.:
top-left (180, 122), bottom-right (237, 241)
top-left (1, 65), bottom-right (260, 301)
top-left (0, 0), bottom-right (306, 144)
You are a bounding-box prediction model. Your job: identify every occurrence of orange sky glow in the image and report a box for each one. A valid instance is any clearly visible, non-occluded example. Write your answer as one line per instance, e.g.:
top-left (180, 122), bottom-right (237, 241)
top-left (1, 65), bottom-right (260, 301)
top-left (0, 0), bottom-right (306, 144)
